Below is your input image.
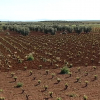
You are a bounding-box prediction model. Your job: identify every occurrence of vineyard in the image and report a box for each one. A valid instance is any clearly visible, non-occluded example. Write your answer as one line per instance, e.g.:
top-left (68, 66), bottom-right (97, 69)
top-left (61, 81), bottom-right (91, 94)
top-left (0, 30), bottom-right (100, 72)
top-left (0, 21), bottom-right (100, 100)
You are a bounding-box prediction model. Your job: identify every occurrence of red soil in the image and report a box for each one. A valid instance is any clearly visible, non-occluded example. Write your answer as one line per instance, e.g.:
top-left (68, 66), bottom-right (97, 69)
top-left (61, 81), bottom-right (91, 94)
top-left (0, 66), bottom-right (100, 100)
top-left (0, 30), bottom-right (100, 100)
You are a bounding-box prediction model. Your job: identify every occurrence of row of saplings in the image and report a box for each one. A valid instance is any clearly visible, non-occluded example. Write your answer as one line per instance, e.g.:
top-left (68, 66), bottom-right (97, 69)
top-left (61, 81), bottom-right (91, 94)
top-left (0, 54), bottom-right (97, 100)
top-left (0, 65), bottom-right (97, 100)
top-left (2, 25), bottom-right (92, 36)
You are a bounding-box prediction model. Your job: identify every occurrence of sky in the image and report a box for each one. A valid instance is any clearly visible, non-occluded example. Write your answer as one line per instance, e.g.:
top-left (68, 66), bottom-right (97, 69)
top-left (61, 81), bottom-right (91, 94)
top-left (0, 0), bottom-right (100, 21)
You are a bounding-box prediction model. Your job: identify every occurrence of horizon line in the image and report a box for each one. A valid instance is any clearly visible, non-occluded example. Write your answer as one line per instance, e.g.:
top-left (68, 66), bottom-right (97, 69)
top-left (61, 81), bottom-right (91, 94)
top-left (1, 19), bottom-right (100, 22)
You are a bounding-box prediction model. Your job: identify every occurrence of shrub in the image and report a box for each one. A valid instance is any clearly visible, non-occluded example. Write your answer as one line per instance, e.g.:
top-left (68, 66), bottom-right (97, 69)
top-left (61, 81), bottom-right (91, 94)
top-left (51, 73), bottom-right (55, 78)
top-left (51, 31), bottom-right (56, 35)
top-left (77, 67), bottom-right (80, 72)
top-left (69, 72), bottom-right (72, 77)
top-left (26, 95), bottom-right (30, 100)
top-left (85, 63), bottom-right (88, 67)
top-left (69, 64), bottom-right (73, 68)
top-left (56, 97), bottom-right (62, 100)
top-left (18, 59), bottom-right (22, 63)
top-left (65, 83), bottom-right (68, 89)
top-left (38, 65), bottom-right (42, 69)
top-left (45, 70), bottom-right (49, 75)
top-left (57, 78), bottom-right (61, 83)
top-left (61, 32), bottom-right (66, 34)
top-left (60, 66), bottom-right (70, 74)
top-left (69, 94), bottom-right (76, 97)
top-left (66, 26), bottom-right (73, 33)
top-left (67, 93), bottom-right (76, 97)
top-left (85, 71), bottom-right (88, 76)
top-left (83, 26), bottom-right (92, 33)
top-left (50, 28), bottom-right (56, 35)
top-left (49, 92), bottom-right (53, 97)
top-left (5, 32), bottom-right (10, 35)
top-left (13, 76), bottom-right (17, 81)
top-left (20, 27), bottom-right (30, 36)
top-left (94, 75), bottom-right (97, 80)
top-left (85, 81), bottom-right (88, 87)
top-left (29, 70), bottom-right (33, 75)
top-left (21, 89), bottom-right (25, 94)
top-left (74, 26), bottom-right (82, 34)
top-left (55, 64), bottom-right (59, 68)
top-left (44, 85), bottom-right (48, 91)
top-left (15, 82), bottom-right (23, 88)
top-left (0, 97), bottom-right (5, 100)
top-left (83, 95), bottom-right (88, 100)
top-left (0, 89), bottom-right (3, 92)
top-left (76, 77), bottom-right (80, 82)
top-left (38, 80), bottom-right (41, 84)
top-left (93, 66), bottom-right (96, 70)
top-left (27, 54), bottom-right (34, 61)
top-left (11, 72), bottom-right (15, 77)
top-left (2, 25), bottom-right (7, 30)
top-left (24, 66), bottom-right (27, 70)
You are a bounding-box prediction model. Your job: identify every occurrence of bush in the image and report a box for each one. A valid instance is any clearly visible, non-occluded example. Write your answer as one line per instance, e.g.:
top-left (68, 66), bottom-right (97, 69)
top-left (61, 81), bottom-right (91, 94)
top-left (57, 78), bottom-right (61, 83)
top-left (51, 31), bottom-right (56, 35)
top-left (66, 26), bottom-right (73, 33)
top-left (2, 25), bottom-right (7, 30)
top-left (60, 66), bottom-right (70, 74)
top-left (49, 91), bottom-right (53, 97)
top-left (69, 64), bottom-right (73, 68)
top-left (27, 54), bottom-right (34, 61)
top-left (56, 97), bottom-right (62, 100)
top-left (50, 28), bottom-right (56, 35)
top-left (83, 27), bottom-right (92, 33)
top-left (15, 82), bottom-right (23, 88)
top-left (61, 32), bottom-right (66, 34)
top-left (83, 95), bottom-right (88, 100)
top-left (68, 93), bottom-right (76, 97)
top-left (74, 26), bottom-right (82, 34)
top-left (5, 32), bottom-right (10, 35)
top-left (0, 97), bottom-right (5, 100)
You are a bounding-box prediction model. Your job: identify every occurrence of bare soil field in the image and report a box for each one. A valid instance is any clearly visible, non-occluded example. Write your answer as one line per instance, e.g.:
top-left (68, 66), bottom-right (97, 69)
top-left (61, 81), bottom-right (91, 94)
top-left (0, 30), bottom-right (100, 100)
top-left (0, 66), bottom-right (100, 100)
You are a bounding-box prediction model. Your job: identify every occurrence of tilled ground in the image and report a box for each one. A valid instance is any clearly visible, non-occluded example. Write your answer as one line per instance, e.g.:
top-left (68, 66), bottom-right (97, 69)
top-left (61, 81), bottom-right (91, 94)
top-left (0, 30), bottom-right (100, 72)
top-left (0, 31), bottom-right (100, 100)
top-left (0, 66), bottom-right (100, 100)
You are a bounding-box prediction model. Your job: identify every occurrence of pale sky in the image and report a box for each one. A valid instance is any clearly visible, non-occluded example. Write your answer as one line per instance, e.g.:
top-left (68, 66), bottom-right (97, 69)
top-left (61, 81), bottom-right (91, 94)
top-left (0, 0), bottom-right (100, 21)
